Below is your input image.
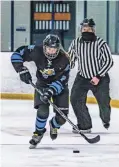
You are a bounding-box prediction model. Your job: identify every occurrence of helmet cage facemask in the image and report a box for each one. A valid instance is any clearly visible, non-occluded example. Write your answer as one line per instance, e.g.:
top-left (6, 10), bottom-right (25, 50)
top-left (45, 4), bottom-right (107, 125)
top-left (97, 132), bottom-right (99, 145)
top-left (43, 45), bottom-right (60, 60)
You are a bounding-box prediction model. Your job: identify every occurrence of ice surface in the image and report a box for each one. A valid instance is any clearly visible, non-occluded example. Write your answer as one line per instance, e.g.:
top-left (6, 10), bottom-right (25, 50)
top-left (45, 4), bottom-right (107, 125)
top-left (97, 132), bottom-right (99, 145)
top-left (0, 100), bottom-right (119, 167)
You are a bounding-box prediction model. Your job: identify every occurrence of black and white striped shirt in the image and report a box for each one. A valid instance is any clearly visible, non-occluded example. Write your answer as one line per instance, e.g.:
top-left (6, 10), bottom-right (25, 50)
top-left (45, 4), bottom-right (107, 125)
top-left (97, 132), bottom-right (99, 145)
top-left (68, 37), bottom-right (113, 79)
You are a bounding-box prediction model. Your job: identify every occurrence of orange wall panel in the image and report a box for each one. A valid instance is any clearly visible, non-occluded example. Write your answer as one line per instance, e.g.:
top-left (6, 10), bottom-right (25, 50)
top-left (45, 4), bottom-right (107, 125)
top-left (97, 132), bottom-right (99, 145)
top-left (54, 13), bottom-right (71, 20)
top-left (34, 13), bottom-right (52, 20)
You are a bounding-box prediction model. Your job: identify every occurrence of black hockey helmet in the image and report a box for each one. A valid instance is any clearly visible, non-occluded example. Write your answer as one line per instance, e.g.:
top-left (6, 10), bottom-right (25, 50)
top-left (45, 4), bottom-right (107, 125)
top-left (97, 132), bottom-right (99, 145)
top-left (43, 34), bottom-right (61, 60)
top-left (80, 18), bottom-right (95, 28)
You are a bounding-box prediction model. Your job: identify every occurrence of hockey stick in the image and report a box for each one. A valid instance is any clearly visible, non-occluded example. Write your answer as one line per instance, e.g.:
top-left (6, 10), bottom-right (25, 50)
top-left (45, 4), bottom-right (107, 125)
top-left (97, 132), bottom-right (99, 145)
top-left (29, 81), bottom-right (100, 144)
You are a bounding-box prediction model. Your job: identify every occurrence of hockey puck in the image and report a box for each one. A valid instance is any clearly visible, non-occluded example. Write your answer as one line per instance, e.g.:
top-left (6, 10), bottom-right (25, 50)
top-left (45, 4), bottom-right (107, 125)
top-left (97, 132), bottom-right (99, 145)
top-left (73, 150), bottom-right (80, 153)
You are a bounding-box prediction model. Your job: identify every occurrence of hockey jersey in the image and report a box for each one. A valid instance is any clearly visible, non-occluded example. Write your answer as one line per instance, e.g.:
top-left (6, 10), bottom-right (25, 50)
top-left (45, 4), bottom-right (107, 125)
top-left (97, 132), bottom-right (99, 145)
top-left (11, 45), bottom-right (70, 95)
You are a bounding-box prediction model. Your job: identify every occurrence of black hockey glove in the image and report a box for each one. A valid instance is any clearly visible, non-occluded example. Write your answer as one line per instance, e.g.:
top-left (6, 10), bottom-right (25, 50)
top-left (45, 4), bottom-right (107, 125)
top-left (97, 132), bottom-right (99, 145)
top-left (19, 66), bottom-right (32, 84)
top-left (40, 88), bottom-right (54, 104)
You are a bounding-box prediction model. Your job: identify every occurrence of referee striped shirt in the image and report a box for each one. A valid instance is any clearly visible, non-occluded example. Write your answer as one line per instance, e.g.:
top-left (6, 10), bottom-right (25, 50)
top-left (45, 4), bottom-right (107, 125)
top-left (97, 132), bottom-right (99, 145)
top-left (68, 37), bottom-right (113, 79)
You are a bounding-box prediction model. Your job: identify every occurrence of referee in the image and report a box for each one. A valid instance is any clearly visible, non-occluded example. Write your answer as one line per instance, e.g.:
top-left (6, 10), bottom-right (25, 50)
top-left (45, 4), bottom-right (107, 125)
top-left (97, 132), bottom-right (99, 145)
top-left (68, 18), bottom-right (113, 133)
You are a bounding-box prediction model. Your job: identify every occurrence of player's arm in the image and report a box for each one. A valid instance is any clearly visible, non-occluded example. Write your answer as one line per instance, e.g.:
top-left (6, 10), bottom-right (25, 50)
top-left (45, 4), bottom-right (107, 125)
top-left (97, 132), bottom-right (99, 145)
top-left (97, 42), bottom-right (114, 77)
top-left (11, 45), bottom-right (35, 72)
top-left (11, 45), bottom-right (35, 84)
top-left (68, 39), bottom-right (78, 69)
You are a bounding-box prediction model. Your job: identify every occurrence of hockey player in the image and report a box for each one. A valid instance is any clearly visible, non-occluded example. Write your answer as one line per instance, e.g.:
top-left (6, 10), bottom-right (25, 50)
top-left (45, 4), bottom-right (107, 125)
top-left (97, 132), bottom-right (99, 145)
top-left (11, 34), bottom-right (70, 148)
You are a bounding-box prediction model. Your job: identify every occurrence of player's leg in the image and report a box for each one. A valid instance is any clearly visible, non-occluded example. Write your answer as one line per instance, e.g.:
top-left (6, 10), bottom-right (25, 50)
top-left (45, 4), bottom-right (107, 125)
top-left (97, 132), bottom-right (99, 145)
top-left (71, 74), bottom-right (92, 133)
top-left (92, 74), bottom-right (111, 129)
top-left (29, 86), bottom-right (49, 148)
top-left (49, 86), bottom-right (69, 140)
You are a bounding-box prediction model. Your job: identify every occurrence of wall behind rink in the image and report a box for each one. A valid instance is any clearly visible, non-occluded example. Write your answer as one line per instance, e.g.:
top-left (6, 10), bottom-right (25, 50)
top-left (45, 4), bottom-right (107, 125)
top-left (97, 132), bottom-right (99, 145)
top-left (0, 52), bottom-right (119, 106)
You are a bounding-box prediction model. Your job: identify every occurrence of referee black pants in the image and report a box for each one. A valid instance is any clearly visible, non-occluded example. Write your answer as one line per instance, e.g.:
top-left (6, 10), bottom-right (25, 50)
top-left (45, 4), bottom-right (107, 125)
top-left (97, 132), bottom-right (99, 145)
top-left (70, 73), bottom-right (111, 130)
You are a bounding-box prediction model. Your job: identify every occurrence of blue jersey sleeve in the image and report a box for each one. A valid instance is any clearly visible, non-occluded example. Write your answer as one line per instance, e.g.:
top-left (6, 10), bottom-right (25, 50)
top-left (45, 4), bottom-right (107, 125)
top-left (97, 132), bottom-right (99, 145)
top-left (11, 45), bottom-right (35, 72)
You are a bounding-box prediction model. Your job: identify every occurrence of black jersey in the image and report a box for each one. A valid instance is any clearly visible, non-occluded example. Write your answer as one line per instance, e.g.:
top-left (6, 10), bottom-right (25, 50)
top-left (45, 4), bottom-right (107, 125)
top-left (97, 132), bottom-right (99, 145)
top-left (11, 45), bottom-right (70, 95)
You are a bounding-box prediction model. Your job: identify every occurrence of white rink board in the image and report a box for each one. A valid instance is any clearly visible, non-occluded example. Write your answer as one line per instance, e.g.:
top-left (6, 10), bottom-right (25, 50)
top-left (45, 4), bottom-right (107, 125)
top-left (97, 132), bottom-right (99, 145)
top-left (0, 52), bottom-right (119, 100)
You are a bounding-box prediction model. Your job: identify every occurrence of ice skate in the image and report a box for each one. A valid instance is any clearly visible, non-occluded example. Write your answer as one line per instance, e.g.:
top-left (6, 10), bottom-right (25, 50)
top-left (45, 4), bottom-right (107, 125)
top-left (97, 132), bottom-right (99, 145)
top-left (49, 120), bottom-right (58, 140)
top-left (103, 122), bottom-right (110, 129)
top-left (29, 128), bottom-right (46, 149)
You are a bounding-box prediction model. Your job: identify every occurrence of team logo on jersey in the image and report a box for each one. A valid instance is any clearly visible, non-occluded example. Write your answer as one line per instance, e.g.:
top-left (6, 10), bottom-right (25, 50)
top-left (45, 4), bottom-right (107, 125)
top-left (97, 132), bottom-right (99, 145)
top-left (47, 59), bottom-right (52, 67)
top-left (40, 68), bottom-right (55, 78)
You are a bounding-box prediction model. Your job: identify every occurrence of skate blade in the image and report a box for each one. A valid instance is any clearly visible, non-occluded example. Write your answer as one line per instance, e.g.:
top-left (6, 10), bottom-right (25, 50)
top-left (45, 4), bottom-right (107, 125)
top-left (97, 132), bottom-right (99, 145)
top-left (29, 144), bottom-right (37, 149)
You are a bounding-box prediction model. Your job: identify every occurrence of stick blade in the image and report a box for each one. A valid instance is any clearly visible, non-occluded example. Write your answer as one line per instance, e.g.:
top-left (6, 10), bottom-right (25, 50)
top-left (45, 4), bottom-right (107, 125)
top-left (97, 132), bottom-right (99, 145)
top-left (85, 135), bottom-right (100, 144)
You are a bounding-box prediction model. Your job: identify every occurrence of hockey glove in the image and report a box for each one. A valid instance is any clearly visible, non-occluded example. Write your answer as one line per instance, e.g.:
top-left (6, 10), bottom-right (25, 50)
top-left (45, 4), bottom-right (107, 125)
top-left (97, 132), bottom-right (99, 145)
top-left (19, 66), bottom-right (32, 84)
top-left (40, 88), bottom-right (54, 104)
